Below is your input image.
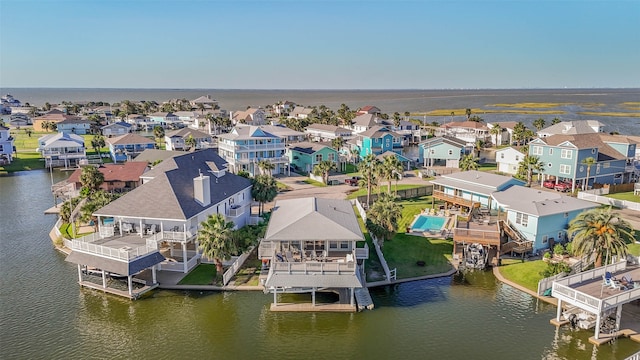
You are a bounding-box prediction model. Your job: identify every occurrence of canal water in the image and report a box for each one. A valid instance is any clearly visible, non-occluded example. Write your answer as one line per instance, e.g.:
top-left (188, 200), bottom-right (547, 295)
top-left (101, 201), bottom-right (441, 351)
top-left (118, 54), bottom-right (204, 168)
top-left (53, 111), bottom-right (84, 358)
top-left (1, 170), bottom-right (638, 359)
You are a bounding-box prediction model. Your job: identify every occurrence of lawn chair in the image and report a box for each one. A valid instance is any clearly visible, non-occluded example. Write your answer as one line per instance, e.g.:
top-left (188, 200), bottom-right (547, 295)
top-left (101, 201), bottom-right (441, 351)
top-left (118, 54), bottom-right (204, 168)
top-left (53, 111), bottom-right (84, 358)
top-left (610, 279), bottom-right (622, 290)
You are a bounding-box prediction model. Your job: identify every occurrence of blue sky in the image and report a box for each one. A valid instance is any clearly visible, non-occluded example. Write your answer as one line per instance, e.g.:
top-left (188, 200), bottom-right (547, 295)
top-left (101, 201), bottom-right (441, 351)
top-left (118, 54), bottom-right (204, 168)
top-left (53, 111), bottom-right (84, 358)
top-left (1, 0), bottom-right (639, 89)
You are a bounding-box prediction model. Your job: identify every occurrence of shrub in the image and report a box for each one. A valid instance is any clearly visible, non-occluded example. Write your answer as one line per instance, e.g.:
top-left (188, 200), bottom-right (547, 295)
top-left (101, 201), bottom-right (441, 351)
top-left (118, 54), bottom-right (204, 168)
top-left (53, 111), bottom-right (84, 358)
top-left (564, 242), bottom-right (573, 256)
top-left (540, 262), bottom-right (571, 277)
top-left (543, 252), bottom-right (551, 259)
top-left (553, 243), bottom-right (565, 255)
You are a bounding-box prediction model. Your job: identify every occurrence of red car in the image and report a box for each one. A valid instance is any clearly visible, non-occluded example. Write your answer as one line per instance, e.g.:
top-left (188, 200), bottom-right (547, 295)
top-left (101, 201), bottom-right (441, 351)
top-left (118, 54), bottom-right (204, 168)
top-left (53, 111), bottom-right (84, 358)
top-left (555, 182), bottom-right (573, 192)
top-left (543, 180), bottom-right (556, 189)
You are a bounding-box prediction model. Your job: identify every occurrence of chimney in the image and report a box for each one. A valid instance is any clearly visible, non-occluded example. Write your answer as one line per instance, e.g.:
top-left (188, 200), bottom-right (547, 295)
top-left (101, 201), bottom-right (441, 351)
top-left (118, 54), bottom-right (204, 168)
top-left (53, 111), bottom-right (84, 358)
top-left (194, 171), bottom-right (211, 206)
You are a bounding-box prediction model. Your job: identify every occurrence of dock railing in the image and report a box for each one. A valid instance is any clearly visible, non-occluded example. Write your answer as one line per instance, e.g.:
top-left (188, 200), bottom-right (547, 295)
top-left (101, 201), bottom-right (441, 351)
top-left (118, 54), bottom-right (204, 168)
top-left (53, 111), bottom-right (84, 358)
top-left (72, 235), bottom-right (158, 261)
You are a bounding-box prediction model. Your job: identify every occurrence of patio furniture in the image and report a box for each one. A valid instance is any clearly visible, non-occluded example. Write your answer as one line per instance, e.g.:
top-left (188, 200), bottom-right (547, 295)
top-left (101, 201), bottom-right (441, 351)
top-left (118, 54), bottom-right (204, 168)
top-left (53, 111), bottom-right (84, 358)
top-left (285, 251), bottom-right (294, 262)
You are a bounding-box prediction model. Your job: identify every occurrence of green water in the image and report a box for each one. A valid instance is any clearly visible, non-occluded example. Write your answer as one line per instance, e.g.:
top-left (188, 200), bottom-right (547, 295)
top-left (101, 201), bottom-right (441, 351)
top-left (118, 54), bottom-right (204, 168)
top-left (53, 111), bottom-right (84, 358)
top-left (1, 171), bottom-right (638, 359)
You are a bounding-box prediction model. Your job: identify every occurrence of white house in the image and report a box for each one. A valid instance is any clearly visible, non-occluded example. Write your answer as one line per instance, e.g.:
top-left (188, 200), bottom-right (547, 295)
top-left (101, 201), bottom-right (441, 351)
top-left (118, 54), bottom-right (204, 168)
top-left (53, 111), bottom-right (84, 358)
top-left (38, 133), bottom-right (87, 168)
top-left (537, 120), bottom-right (605, 138)
top-left (0, 125), bottom-right (14, 164)
top-left (102, 122), bottom-right (133, 137)
top-left (217, 126), bottom-right (288, 176)
top-left (496, 147), bottom-right (525, 175)
top-left (349, 114), bottom-right (378, 134)
top-left (305, 123), bottom-right (353, 141)
top-left (289, 106), bottom-right (314, 119)
top-left (231, 108), bottom-right (266, 126)
top-left (164, 128), bottom-right (213, 151)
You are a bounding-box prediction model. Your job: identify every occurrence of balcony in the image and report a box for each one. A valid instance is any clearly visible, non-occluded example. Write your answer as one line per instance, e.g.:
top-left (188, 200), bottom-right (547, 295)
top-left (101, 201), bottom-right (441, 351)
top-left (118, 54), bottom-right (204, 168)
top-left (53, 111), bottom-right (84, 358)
top-left (71, 232), bottom-right (158, 261)
top-left (219, 142), bottom-right (284, 153)
top-left (226, 205), bottom-right (245, 219)
top-left (432, 190), bottom-right (479, 209)
top-left (235, 156), bottom-right (289, 165)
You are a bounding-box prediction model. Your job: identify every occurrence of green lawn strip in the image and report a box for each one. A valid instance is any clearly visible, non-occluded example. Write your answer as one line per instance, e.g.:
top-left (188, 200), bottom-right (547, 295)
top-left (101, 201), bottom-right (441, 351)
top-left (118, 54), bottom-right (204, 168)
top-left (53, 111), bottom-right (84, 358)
top-left (478, 163), bottom-right (497, 172)
top-left (341, 163), bottom-right (358, 174)
top-left (178, 264), bottom-right (219, 285)
top-left (383, 234), bottom-right (453, 278)
top-left (276, 181), bottom-right (292, 191)
top-left (498, 259), bottom-right (548, 292)
top-left (231, 248), bottom-right (262, 286)
top-left (346, 184), bottom-right (423, 199)
top-left (605, 192), bottom-right (640, 203)
top-left (353, 207), bottom-right (386, 282)
top-left (0, 152), bottom-right (45, 172)
top-left (302, 178), bottom-right (327, 187)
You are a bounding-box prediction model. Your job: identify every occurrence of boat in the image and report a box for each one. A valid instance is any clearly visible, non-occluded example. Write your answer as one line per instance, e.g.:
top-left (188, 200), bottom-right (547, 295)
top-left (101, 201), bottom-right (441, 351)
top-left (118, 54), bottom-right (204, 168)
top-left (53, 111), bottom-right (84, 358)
top-left (465, 243), bottom-right (488, 269)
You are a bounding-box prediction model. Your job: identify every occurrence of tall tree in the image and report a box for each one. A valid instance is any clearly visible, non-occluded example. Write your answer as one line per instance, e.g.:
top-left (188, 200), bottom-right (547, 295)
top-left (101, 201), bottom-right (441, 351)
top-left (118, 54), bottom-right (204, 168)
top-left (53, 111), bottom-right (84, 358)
top-left (490, 124), bottom-right (502, 148)
top-left (533, 118), bottom-right (546, 131)
top-left (403, 111), bottom-right (410, 120)
top-left (465, 108), bottom-right (472, 120)
top-left (568, 207), bottom-right (634, 267)
top-left (251, 174), bottom-right (278, 215)
top-left (312, 160), bottom-right (337, 184)
top-left (366, 193), bottom-right (402, 248)
top-left (392, 112), bottom-right (401, 128)
top-left (551, 117), bottom-right (562, 125)
top-left (80, 166), bottom-right (105, 195)
top-left (153, 126), bottom-right (165, 148)
top-left (331, 137), bottom-right (345, 151)
top-left (512, 121), bottom-right (527, 146)
top-left (184, 135), bottom-right (197, 151)
top-left (581, 157), bottom-right (597, 190)
top-left (197, 214), bottom-right (236, 275)
top-left (257, 159), bottom-right (275, 176)
top-left (90, 135), bottom-right (106, 160)
top-left (380, 155), bottom-right (403, 194)
top-left (459, 153), bottom-right (479, 171)
top-left (518, 155), bottom-right (544, 186)
top-left (358, 154), bottom-right (380, 206)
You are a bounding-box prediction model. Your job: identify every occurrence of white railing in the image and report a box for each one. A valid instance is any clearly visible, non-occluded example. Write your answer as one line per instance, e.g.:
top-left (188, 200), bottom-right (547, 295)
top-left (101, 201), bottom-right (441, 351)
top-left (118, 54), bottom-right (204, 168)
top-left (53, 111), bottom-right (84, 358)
top-left (625, 351), bottom-right (640, 360)
top-left (371, 234), bottom-right (392, 282)
top-left (227, 206), bottom-right (244, 217)
top-left (352, 199), bottom-right (367, 221)
top-left (158, 261), bottom-right (184, 272)
top-left (552, 282), bottom-right (602, 313)
top-left (222, 246), bottom-right (254, 285)
top-left (151, 230), bottom-right (194, 242)
top-left (355, 243), bottom-right (369, 260)
top-left (270, 259), bottom-right (356, 274)
top-left (577, 191), bottom-right (640, 211)
top-left (235, 156), bottom-right (289, 165)
top-left (258, 239), bottom-right (273, 259)
top-left (555, 260), bottom-right (627, 287)
top-left (186, 255), bottom-right (199, 271)
top-left (72, 238), bottom-right (157, 261)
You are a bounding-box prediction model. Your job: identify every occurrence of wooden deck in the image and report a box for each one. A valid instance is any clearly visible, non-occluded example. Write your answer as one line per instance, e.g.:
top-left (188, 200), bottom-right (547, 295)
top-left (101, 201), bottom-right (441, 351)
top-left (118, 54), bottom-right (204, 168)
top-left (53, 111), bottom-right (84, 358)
top-left (78, 280), bottom-right (158, 300)
top-left (569, 267), bottom-right (640, 300)
top-left (432, 190), bottom-right (480, 209)
top-left (270, 302), bottom-right (356, 312)
top-left (453, 220), bottom-right (501, 247)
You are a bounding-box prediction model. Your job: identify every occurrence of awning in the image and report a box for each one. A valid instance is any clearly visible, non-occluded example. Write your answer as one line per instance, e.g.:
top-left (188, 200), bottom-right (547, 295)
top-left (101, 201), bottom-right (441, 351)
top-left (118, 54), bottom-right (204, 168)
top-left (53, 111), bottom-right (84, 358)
top-left (265, 272), bottom-right (363, 289)
top-left (66, 251), bottom-right (165, 276)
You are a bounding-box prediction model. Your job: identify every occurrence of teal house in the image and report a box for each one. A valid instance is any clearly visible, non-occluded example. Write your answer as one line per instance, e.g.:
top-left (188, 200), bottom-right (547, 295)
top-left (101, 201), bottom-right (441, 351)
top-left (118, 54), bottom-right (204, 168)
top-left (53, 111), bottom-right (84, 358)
top-left (492, 186), bottom-right (596, 252)
top-left (418, 136), bottom-right (469, 168)
top-left (288, 142), bottom-right (339, 173)
top-left (529, 133), bottom-right (637, 191)
top-left (431, 170), bottom-right (524, 210)
top-left (352, 125), bottom-right (403, 160)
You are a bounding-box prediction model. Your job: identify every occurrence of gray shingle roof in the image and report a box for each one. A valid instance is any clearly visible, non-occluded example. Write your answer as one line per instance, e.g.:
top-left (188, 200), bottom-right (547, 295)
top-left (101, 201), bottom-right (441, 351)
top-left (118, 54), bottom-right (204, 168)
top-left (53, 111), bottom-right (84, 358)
top-left (108, 133), bottom-right (154, 146)
top-left (431, 170), bottom-right (523, 195)
top-left (94, 149), bottom-right (251, 220)
top-left (166, 128), bottom-right (211, 139)
top-left (491, 186), bottom-right (596, 217)
top-left (289, 142), bottom-right (332, 154)
top-left (264, 198), bottom-right (364, 242)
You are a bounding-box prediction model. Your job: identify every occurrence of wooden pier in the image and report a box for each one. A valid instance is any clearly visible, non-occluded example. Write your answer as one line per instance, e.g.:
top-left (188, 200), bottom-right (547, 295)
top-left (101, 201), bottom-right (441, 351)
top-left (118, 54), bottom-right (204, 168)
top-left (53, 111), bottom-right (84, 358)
top-left (355, 287), bottom-right (374, 310)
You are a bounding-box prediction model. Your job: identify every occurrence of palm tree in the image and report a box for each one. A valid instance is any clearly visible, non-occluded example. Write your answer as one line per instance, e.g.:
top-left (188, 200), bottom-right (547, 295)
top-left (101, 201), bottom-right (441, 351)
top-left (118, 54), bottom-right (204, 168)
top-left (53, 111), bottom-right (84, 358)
top-left (251, 174), bottom-right (278, 215)
top-left (512, 121), bottom-right (527, 146)
top-left (91, 135), bottom-right (106, 160)
top-left (350, 148), bottom-right (360, 165)
top-left (533, 118), bottom-right (546, 131)
top-left (197, 103), bottom-right (206, 115)
top-left (459, 153), bottom-right (479, 171)
top-left (331, 137), bottom-right (345, 152)
top-left (465, 108), bottom-right (472, 120)
top-left (490, 124), bottom-right (502, 148)
top-left (80, 165), bottom-right (105, 195)
top-left (392, 112), bottom-right (401, 128)
top-left (197, 214), bottom-right (236, 275)
top-left (257, 159), bottom-right (275, 176)
top-left (366, 193), bottom-right (402, 248)
top-left (313, 160), bottom-right (337, 184)
top-left (581, 157), bottom-right (597, 191)
top-left (568, 207), bottom-right (634, 267)
top-left (380, 155), bottom-right (403, 194)
top-left (551, 117), bottom-right (562, 125)
top-left (184, 135), bottom-right (197, 151)
top-left (358, 154), bottom-right (380, 206)
top-left (403, 111), bottom-right (410, 121)
top-left (153, 126), bottom-right (165, 148)
top-left (519, 155), bottom-right (544, 186)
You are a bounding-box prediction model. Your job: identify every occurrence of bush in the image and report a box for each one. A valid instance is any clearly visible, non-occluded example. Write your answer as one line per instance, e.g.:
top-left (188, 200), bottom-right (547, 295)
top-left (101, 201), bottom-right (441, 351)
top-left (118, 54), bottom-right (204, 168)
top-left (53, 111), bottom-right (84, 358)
top-left (543, 252), bottom-right (551, 259)
top-left (564, 242), bottom-right (573, 256)
top-left (540, 262), bottom-right (571, 278)
top-left (553, 243), bottom-right (565, 255)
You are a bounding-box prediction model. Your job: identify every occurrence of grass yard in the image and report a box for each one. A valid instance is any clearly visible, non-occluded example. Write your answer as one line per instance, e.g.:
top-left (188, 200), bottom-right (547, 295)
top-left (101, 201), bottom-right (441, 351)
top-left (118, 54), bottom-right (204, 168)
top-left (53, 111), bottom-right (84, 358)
top-left (396, 196), bottom-right (435, 231)
top-left (0, 153), bottom-right (45, 173)
top-left (478, 163), bottom-right (497, 172)
top-left (497, 259), bottom-right (548, 292)
top-left (276, 181), bottom-right (292, 191)
top-left (302, 178), bottom-right (327, 187)
top-left (232, 248), bottom-right (263, 286)
top-left (383, 234), bottom-right (453, 278)
top-left (178, 264), bottom-right (219, 285)
top-left (606, 192), bottom-right (640, 203)
top-left (346, 184), bottom-right (423, 199)
top-left (353, 207), bottom-right (386, 282)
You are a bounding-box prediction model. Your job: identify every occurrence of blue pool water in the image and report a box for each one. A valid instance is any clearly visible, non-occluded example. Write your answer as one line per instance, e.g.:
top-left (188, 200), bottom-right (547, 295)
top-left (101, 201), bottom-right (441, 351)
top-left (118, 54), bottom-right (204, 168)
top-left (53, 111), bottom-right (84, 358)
top-left (411, 215), bottom-right (446, 232)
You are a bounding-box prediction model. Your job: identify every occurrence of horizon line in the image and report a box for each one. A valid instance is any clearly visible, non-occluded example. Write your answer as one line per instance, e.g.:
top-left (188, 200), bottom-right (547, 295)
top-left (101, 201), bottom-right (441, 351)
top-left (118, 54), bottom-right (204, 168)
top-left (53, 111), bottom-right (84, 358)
top-left (2, 86), bottom-right (640, 91)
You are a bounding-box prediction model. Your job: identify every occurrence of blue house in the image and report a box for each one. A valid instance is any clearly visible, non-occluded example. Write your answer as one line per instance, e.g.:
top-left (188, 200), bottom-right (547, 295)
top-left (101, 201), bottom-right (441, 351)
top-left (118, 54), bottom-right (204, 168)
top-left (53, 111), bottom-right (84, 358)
top-left (529, 133), bottom-right (637, 191)
top-left (418, 136), bottom-right (469, 168)
top-left (107, 133), bottom-right (155, 163)
top-left (430, 170), bottom-right (524, 210)
top-left (492, 186), bottom-right (597, 252)
top-left (56, 118), bottom-right (92, 135)
top-left (217, 126), bottom-right (288, 176)
top-left (352, 125), bottom-right (403, 160)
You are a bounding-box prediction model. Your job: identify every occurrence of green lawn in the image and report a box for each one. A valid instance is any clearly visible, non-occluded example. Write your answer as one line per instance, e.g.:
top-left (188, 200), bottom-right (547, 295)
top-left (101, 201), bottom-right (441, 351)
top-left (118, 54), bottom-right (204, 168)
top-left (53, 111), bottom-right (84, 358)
top-left (346, 184), bottom-right (423, 199)
top-left (302, 178), bottom-right (327, 187)
top-left (232, 249), bottom-right (263, 286)
top-left (606, 192), bottom-right (640, 203)
top-left (341, 163), bottom-right (358, 174)
top-left (478, 163), bottom-right (497, 172)
top-left (397, 196), bottom-right (436, 231)
top-left (0, 152), bottom-right (45, 173)
top-left (354, 207), bottom-right (386, 282)
top-left (178, 264), bottom-right (219, 285)
top-left (276, 181), bottom-right (292, 191)
top-left (383, 234), bottom-right (453, 278)
top-left (628, 241), bottom-right (640, 256)
top-left (498, 259), bottom-right (548, 292)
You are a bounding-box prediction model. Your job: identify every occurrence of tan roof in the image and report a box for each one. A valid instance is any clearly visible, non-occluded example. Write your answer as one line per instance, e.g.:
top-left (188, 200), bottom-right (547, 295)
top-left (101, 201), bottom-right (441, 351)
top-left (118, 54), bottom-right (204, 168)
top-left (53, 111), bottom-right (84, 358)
top-left (442, 121), bottom-right (489, 130)
top-left (108, 133), bottom-right (155, 146)
top-left (67, 162), bottom-right (148, 184)
top-left (166, 128), bottom-right (211, 139)
top-left (539, 133), bottom-right (635, 161)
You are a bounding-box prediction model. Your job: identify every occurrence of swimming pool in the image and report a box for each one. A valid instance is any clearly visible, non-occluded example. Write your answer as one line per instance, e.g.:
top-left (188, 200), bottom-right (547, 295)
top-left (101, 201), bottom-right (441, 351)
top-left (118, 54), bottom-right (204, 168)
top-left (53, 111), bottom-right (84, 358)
top-left (410, 215), bottom-right (447, 232)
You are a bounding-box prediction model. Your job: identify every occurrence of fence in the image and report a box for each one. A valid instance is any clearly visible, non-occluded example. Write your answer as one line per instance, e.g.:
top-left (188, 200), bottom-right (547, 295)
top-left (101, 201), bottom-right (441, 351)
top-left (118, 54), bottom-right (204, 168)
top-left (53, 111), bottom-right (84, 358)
top-left (222, 246), bottom-right (255, 286)
top-left (577, 191), bottom-right (640, 211)
top-left (352, 199), bottom-right (367, 221)
top-left (370, 234), bottom-right (393, 283)
top-left (355, 185), bottom-right (433, 206)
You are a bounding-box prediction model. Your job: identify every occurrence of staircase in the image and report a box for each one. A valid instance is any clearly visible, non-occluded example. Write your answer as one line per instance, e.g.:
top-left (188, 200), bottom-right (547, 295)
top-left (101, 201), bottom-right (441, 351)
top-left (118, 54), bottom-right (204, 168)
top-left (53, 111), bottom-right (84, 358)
top-left (499, 220), bottom-right (533, 255)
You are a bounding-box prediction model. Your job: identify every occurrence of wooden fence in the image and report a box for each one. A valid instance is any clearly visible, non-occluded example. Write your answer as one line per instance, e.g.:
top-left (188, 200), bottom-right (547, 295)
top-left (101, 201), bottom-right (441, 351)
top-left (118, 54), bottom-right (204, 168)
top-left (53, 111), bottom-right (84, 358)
top-left (356, 185), bottom-right (432, 206)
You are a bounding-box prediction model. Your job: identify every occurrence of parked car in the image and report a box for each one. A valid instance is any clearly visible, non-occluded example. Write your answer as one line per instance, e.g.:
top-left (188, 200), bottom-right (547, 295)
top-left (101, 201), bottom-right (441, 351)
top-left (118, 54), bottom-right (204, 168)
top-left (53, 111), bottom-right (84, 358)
top-left (543, 180), bottom-right (556, 189)
top-left (345, 176), bottom-right (361, 186)
top-left (555, 182), bottom-right (573, 192)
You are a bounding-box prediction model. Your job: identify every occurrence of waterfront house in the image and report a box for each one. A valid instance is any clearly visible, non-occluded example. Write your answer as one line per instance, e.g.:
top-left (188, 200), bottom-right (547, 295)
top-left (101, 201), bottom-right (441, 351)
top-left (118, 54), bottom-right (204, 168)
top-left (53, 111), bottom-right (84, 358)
top-left (102, 122), bottom-right (133, 137)
top-left (231, 108), bottom-right (266, 126)
top-left (287, 142), bottom-right (339, 174)
top-left (537, 120), bottom-right (604, 138)
top-left (289, 106), bottom-right (314, 119)
top-left (350, 114), bottom-right (379, 134)
top-left (356, 105), bottom-right (381, 115)
top-left (486, 121), bottom-right (518, 146)
top-left (437, 121), bottom-right (491, 145)
top-left (418, 135), bottom-right (469, 168)
top-left (65, 149), bottom-right (252, 297)
top-left (528, 133), bottom-right (637, 190)
top-left (273, 100), bottom-right (295, 116)
top-left (164, 128), bottom-right (213, 151)
top-left (38, 132), bottom-right (86, 168)
top-left (107, 133), bottom-right (155, 163)
top-left (352, 125), bottom-right (403, 160)
top-left (149, 112), bottom-right (179, 127)
top-left (173, 111), bottom-right (199, 128)
top-left (190, 95), bottom-right (218, 109)
top-left (217, 125), bottom-right (288, 176)
top-left (305, 123), bottom-right (353, 142)
top-left (0, 125), bottom-right (14, 164)
top-left (56, 118), bottom-right (92, 135)
top-left (258, 197), bottom-right (368, 310)
top-left (54, 162), bottom-right (148, 200)
top-left (9, 113), bottom-right (31, 127)
top-left (33, 110), bottom-right (80, 132)
top-left (491, 186), bottom-right (596, 252)
top-left (125, 114), bottom-right (149, 129)
top-left (496, 147), bottom-right (526, 175)
top-left (259, 125), bottom-right (306, 145)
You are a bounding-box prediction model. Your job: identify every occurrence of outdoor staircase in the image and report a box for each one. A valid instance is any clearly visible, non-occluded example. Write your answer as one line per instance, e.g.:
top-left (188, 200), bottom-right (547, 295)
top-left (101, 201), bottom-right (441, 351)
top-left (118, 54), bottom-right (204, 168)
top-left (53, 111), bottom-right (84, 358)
top-left (499, 220), bottom-right (533, 255)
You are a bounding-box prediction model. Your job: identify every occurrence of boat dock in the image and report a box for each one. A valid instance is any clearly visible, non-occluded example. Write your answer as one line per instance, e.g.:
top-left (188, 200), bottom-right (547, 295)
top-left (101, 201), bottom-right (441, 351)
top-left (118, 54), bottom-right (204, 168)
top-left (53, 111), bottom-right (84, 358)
top-left (355, 287), bottom-right (374, 310)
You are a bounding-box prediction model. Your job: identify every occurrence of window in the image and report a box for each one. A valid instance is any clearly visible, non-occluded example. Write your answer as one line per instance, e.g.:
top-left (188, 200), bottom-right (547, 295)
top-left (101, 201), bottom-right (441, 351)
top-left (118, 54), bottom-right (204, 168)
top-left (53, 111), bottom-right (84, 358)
top-left (561, 149), bottom-right (572, 159)
top-left (328, 153), bottom-right (335, 161)
top-left (564, 212), bottom-right (569, 218)
top-left (340, 241), bottom-right (349, 249)
top-left (500, 153), bottom-right (505, 159)
top-left (516, 212), bottom-right (529, 227)
top-left (315, 154), bottom-right (322, 162)
top-left (542, 235), bottom-right (548, 244)
top-left (559, 164), bottom-right (571, 175)
top-left (549, 148), bottom-right (553, 155)
top-left (548, 163), bottom-right (552, 168)
top-left (515, 156), bottom-right (519, 161)
top-left (448, 149), bottom-right (453, 155)
top-left (329, 241), bottom-right (338, 249)
top-left (596, 164), bottom-right (601, 174)
top-left (591, 148), bottom-right (596, 154)
top-left (532, 146), bottom-right (543, 155)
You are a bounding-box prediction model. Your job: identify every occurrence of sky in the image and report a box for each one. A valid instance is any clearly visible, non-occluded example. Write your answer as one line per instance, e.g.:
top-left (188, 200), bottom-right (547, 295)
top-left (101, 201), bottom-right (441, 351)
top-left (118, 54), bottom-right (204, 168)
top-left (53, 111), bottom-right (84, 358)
top-left (1, 0), bottom-right (639, 89)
